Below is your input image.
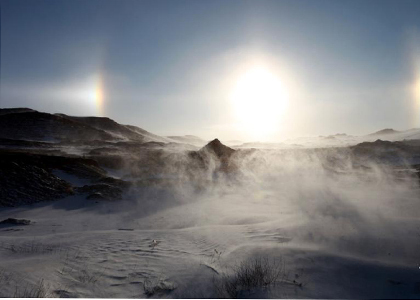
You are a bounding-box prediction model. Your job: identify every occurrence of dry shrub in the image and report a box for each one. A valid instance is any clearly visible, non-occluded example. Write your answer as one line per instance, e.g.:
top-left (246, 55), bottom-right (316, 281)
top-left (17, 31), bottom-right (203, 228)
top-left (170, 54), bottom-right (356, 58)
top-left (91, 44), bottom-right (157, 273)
top-left (13, 279), bottom-right (50, 298)
top-left (7, 241), bottom-right (63, 255)
top-left (213, 256), bottom-right (285, 298)
top-left (143, 277), bottom-right (176, 297)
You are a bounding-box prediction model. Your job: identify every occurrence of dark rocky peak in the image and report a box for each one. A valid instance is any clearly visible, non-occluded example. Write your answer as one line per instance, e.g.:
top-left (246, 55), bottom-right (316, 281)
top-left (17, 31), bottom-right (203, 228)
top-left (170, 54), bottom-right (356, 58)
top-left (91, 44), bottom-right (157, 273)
top-left (200, 138), bottom-right (235, 158)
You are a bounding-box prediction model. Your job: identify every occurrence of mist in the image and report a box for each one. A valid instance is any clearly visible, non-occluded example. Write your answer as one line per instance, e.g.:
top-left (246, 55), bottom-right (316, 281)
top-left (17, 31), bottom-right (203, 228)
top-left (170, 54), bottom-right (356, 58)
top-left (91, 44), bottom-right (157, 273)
top-left (85, 142), bottom-right (417, 297)
top-left (110, 142), bottom-right (420, 267)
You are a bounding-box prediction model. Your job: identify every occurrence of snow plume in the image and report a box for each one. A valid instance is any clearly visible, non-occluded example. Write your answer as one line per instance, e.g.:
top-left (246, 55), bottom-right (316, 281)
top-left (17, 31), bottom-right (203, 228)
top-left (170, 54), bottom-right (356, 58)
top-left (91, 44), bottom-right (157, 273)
top-left (118, 143), bottom-right (420, 267)
top-left (226, 147), bottom-right (419, 264)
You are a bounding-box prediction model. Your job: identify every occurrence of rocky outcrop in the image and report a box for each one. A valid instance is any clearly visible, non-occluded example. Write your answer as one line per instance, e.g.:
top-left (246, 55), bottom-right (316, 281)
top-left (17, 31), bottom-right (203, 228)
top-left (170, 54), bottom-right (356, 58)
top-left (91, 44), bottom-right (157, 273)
top-left (350, 139), bottom-right (420, 166)
top-left (76, 183), bottom-right (125, 201)
top-left (0, 150), bottom-right (108, 207)
top-left (0, 159), bottom-right (74, 207)
top-left (0, 218), bottom-right (31, 225)
top-left (199, 138), bottom-right (235, 158)
top-left (76, 176), bottom-right (131, 201)
top-left (188, 139), bottom-right (237, 175)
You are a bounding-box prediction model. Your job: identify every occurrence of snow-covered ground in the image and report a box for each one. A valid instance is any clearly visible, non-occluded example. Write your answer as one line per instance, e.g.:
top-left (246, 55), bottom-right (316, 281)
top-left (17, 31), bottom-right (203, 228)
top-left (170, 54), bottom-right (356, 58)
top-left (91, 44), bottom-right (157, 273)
top-left (0, 147), bottom-right (420, 298)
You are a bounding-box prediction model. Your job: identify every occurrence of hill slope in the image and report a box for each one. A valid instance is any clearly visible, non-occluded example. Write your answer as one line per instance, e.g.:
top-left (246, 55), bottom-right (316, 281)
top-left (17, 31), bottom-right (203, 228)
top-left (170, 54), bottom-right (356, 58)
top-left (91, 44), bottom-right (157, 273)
top-left (0, 109), bottom-right (169, 144)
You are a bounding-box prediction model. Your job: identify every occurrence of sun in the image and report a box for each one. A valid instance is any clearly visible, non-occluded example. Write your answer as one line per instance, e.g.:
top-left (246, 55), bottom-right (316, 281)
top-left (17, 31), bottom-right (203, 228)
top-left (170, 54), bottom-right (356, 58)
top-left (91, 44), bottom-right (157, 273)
top-left (230, 66), bottom-right (288, 139)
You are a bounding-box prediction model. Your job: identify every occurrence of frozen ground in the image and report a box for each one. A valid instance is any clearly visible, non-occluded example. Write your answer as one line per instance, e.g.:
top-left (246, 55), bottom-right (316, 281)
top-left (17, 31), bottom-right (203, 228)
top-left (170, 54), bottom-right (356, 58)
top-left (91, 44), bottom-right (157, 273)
top-left (1, 145), bottom-right (420, 298)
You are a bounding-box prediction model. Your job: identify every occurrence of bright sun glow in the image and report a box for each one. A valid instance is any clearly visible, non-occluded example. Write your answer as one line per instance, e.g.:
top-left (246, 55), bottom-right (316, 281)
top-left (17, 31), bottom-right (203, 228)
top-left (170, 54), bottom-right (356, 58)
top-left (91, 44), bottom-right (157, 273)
top-left (230, 66), bottom-right (288, 139)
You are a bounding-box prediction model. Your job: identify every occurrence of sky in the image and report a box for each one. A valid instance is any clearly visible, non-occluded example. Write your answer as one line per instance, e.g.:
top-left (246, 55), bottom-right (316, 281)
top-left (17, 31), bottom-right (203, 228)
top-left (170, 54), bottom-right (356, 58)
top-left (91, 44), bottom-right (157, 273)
top-left (1, 0), bottom-right (420, 142)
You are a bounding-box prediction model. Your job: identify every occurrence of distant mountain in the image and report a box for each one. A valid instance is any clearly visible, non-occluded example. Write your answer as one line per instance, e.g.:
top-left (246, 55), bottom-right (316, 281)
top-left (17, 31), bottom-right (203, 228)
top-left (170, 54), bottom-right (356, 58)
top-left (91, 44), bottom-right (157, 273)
top-left (235, 128), bottom-right (420, 150)
top-left (368, 128), bottom-right (400, 136)
top-left (363, 128), bottom-right (420, 142)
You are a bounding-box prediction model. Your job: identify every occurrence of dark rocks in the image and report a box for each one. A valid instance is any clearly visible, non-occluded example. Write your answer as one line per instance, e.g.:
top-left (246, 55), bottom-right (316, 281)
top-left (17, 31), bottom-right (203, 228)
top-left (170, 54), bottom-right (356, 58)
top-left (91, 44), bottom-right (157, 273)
top-left (200, 139), bottom-right (235, 158)
top-left (0, 150), bottom-right (108, 207)
top-left (0, 218), bottom-right (31, 225)
top-left (188, 139), bottom-right (237, 175)
top-left (349, 139), bottom-right (420, 166)
top-left (351, 140), bottom-right (408, 159)
top-left (0, 156), bottom-right (74, 207)
top-left (76, 176), bottom-right (131, 201)
top-left (57, 159), bottom-right (106, 180)
top-left (53, 289), bottom-right (76, 298)
top-left (88, 154), bottom-right (125, 170)
top-left (96, 177), bottom-right (132, 189)
top-left (77, 183), bottom-right (124, 201)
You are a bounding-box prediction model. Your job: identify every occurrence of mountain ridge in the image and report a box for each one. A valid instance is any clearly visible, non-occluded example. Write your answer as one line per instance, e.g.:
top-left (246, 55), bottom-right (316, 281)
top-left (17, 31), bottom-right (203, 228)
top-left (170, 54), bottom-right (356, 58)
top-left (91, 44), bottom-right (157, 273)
top-left (0, 109), bottom-right (169, 144)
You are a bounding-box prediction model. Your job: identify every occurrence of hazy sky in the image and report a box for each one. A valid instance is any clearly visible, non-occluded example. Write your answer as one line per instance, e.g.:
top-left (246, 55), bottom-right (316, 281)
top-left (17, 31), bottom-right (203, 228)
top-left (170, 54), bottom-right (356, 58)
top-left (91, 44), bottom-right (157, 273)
top-left (1, 0), bottom-right (420, 142)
